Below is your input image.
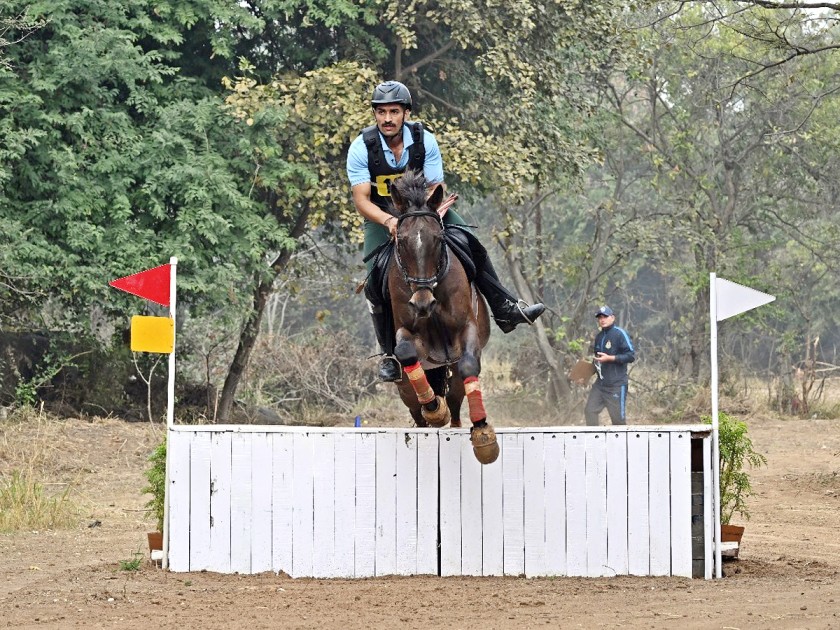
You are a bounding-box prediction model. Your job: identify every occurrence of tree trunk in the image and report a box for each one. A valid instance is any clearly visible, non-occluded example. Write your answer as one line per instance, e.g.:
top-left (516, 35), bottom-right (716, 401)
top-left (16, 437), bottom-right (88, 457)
top-left (499, 234), bottom-right (572, 403)
top-left (216, 205), bottom-right (312, 422)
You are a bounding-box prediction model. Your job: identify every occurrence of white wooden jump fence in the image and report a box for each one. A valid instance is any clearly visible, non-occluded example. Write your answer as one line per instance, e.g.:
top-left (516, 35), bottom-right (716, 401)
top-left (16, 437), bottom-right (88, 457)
top-left (164, 424), bottom-right (714, 579)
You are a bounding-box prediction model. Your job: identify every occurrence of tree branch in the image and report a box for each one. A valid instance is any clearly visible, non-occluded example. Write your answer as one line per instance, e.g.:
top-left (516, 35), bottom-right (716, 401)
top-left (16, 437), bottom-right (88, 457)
top-left (396, 39), bottom-right (456, 80)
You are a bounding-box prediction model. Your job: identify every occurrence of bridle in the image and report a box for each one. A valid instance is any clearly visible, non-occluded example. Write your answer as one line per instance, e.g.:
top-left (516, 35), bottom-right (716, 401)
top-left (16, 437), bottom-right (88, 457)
top-left (393, 210), bottom-right (450, 291)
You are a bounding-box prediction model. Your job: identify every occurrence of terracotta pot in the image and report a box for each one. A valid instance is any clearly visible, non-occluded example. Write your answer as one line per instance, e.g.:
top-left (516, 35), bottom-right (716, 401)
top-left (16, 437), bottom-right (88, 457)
top-left (721, 524), bottom-right (745, 544)
top-left (147, 531), bottom-right (163, 552)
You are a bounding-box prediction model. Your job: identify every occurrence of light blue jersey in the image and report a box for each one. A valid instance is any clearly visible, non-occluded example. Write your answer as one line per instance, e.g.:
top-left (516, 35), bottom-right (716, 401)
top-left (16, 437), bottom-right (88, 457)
top-left (346, 123), bottom-right (444, 188)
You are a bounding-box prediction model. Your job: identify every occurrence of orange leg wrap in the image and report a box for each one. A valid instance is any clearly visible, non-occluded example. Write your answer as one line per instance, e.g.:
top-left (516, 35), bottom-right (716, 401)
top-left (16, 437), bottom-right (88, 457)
top-left (404, 362), bottom-right (435, 405)
top-left (463, 376), bottom-right (486, 423)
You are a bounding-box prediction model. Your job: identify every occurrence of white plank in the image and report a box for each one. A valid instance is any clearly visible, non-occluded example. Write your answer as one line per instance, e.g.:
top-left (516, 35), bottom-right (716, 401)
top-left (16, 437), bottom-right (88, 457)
top-left (375, 431), bottom-right (397, 576)
top-left (703, 436), bottom-right (713, 580)
top-left (544, 433), bottom-right (566, 576)
top-left (208, 432), bottom-right (232, 573)
top-left (606, 431), bottom-right (628, 576)
top-left (649, 431), bottom-right (671, 576)
top-left (167, 430), bottom-right (191, 572)
top-left (251, 434), bottom-right (273, 574)
top-left (292, 432), bottom-right (314, 578)
top-left (189, 432), bottom-right (212, 571)
top-left (523, 433), bottom-right (546, 577)
top-left (271, 432), bottom-right (294, 575)
top-left (230, 433), bottom-right (253, 574)
top-left (416, 432), bottom-right (439, 575)
top-left (312, 433), bottom-right (336, 578)
top-left (502, 433), bottom-right (525, 576)
top-left (333, 432), bottom-right (356, 578)
top-left (460, 433), bottom-right (483, 576)
top-left (565, 433), bottom-right (587, 576)
top-left (627, 431), bottom-right (650, 575)
top-left (354, 432), bottom-right (377, 578)
top-left (439, 432), bottom-right (462, 576)
top-left (481, 440), bottom-right (504, 577)
top-left (585, 433), bottom-right (608, 577)
top-left (395, 431), bottom-right (418, 575)
top-left (670, 432), bottom-right (692, 577)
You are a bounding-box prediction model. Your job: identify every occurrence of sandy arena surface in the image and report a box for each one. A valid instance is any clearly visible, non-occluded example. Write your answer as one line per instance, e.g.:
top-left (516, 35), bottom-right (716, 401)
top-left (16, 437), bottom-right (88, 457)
top-left (1, 412), bottom-right (839, 629)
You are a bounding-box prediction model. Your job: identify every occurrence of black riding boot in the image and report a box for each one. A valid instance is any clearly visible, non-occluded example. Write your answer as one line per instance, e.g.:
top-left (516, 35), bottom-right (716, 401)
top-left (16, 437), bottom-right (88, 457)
top-left (466, 236), bottom-right (546, 334)
top-left (369, 307), bottom-right (401, 382)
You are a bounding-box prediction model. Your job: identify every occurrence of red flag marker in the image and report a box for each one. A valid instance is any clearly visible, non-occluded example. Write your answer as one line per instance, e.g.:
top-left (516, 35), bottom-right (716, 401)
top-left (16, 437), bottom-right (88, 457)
top-left (109, 264), bottom-right (171, 306)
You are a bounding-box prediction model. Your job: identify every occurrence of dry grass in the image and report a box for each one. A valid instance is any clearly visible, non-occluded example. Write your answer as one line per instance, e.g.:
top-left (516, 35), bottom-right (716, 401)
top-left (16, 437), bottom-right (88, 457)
top-left (0, 469), bottom-right (77, 532)
top-left (0, 407), bottom-right (82, 532)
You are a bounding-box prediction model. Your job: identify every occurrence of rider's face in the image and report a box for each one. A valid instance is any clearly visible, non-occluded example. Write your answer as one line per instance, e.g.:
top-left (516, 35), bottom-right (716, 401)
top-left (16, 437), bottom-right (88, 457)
top-left (374, 104), bottom-right (408, 138)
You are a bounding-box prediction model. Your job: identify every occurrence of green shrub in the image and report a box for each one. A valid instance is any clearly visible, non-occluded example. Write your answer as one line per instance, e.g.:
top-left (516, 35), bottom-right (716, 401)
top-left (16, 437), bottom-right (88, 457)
top-left (704, 412), bottom-right (767, 525)
top-left (141, 439), bottom-right (166, 532)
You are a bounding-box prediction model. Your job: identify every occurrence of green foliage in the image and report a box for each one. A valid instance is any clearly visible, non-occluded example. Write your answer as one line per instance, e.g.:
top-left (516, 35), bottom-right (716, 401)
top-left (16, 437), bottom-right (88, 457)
top-left (703, 412), bottom-right (767, 525)
top-left (119, 552), bottom-right (143, 571)
top-left (141, 439), bottom-right (167, 533)
top-left (13, 352), bottom-right (76, 407)
top-left (0, 0), bottom-right (285, 334)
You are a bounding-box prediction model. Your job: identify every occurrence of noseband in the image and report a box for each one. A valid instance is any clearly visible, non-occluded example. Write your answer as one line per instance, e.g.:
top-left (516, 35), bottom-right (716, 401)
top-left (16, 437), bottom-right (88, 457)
top-left (393, 210), bottom-right (450, 291)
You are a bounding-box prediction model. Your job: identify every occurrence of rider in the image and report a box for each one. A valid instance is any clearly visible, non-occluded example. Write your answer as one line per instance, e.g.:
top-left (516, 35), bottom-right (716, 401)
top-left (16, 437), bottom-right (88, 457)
top-left (346, 80), bottom-right (546, 381)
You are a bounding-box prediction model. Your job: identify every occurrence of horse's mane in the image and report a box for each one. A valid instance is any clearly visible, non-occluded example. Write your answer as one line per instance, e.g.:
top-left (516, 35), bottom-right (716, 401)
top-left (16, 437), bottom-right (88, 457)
top-left (392, 170), bottom-right (428, 210)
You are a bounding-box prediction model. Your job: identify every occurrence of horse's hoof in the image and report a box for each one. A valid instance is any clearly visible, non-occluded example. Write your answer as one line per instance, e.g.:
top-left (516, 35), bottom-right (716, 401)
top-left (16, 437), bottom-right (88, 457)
top-left (421, 396), bottom-right (450, 428)
top-left (470, 423), bottom-right (499, 465)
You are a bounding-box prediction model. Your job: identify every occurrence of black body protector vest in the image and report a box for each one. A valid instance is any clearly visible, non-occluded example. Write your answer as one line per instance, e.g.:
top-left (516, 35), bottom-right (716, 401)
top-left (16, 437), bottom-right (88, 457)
top-left (362, 121), bottom-right (426, 212)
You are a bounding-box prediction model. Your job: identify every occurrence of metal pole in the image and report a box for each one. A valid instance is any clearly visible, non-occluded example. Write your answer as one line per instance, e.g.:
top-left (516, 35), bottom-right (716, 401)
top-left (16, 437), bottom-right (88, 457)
top-left (162, 257), bottom-right (178, 570)
top-left (709, 273), bottom-right (722, 578)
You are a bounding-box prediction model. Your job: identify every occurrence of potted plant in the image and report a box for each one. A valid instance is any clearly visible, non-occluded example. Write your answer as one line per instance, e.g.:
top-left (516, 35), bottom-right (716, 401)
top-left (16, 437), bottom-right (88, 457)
top-left (142, 438), bottom-right (166, 553)
top-left (704, 411), bottom-right (767, 545)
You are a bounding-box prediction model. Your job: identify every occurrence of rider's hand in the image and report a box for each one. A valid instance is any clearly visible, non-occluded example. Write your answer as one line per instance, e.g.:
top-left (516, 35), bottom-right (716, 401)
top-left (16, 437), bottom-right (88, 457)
top-left (383, 215), bottom-right (398, 238)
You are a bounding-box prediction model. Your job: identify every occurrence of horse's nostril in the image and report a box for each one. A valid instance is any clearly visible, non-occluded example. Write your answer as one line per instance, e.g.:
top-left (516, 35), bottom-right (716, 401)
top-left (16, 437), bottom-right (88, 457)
top-left (409, 292), bottom-right (436, 317)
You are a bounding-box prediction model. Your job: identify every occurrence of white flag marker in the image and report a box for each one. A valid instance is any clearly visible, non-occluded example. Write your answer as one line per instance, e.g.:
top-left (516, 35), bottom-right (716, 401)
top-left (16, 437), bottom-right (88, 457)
top-left (709, 273), bottom-right (775, 579)
top-left (716, 277), bottom-right (776, 321)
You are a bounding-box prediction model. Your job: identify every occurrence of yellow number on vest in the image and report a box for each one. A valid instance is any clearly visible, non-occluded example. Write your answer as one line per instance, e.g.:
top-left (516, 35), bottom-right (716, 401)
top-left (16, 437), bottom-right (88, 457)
top-left (374, 173), bottom-right (403, 197)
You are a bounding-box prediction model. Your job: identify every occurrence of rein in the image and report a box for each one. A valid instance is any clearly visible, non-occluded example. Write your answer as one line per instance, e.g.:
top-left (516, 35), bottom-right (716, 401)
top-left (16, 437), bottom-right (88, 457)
top-left (394, 210), bottom-right (450, 291)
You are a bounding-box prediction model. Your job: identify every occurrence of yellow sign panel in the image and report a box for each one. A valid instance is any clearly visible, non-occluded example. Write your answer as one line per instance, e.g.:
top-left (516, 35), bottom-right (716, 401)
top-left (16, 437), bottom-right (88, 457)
top-left (131, 315), bottom-right (174, 354)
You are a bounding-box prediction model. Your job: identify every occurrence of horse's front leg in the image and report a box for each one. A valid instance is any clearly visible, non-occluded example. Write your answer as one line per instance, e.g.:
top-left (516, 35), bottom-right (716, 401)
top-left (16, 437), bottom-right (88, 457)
top-left (459, 322), bottom-right (499, 465)
top-left (394, 328), bottom-right (450, 428)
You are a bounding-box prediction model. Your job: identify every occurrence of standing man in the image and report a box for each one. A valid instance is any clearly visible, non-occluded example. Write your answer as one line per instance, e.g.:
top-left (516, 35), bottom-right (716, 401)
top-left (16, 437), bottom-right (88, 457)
top-left (584, 305), bottom-right (636, 426)
top-left (347, 80), bottom-right (545, 381)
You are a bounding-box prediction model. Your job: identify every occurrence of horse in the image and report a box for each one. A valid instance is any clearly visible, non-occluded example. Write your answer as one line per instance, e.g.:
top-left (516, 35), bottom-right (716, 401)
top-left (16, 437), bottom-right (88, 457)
top-left (386, 170), bottom-right (499, 464)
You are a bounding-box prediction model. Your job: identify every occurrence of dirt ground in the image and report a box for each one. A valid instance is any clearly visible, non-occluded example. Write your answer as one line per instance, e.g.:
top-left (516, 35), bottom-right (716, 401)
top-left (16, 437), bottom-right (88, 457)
top-left (1, 411), bottom-right (839, 630)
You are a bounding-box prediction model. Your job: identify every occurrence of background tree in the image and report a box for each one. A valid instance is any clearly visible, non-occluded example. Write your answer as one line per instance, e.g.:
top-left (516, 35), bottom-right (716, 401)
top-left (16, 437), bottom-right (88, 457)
top-left (604, 2), bottom-right (840, 391)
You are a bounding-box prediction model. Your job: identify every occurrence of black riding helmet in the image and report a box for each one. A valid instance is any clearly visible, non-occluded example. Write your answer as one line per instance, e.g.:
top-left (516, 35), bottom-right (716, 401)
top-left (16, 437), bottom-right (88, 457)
top-left (371, 81), bottom-right (412, 109)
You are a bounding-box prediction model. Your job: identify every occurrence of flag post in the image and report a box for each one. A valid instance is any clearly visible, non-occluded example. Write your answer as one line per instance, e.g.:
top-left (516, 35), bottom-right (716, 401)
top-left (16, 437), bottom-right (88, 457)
top-left (167, 257), bottom-right (177, 429)
top-left (109, 259), bottom-right (178, 570)
top-left (709, 273), bottom-right (775, 579)
top-left (709, 273), bottom-right (723, 578)
top-left (162, 257), bottom-right (177, 569)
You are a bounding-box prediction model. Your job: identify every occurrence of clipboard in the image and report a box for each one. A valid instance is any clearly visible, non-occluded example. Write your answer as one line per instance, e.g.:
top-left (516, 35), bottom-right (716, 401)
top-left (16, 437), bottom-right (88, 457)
top-left (569, 358), bottom-right (596, 385)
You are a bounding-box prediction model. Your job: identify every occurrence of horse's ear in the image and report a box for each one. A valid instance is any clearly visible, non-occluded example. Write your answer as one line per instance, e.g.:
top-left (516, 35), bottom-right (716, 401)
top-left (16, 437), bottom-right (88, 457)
top-left (390, 182), bottom-right (406, 214)
top-left (427, 183), bottom-right (445, 215)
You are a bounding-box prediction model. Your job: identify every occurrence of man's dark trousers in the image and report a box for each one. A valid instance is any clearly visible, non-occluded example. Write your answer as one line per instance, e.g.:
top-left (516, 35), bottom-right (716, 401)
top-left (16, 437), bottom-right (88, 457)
top-left (584, 382), bottom-right (628, 426)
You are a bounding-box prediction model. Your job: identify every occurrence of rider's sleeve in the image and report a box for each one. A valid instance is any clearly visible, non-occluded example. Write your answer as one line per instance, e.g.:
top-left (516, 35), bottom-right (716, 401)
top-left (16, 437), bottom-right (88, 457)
top-left (346, 135), bottom-right (370, 187)
top-left (423, 132), bottom-right (444, 185)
